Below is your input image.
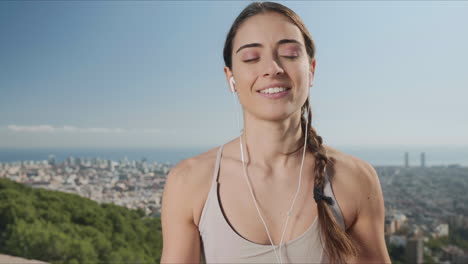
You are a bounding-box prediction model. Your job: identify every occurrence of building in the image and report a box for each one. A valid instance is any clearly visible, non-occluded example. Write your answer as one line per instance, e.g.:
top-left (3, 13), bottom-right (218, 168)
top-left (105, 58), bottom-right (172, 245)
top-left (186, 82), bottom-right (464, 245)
top-left (405, 152), bottom-right (409, 168)
top-left (441, 245), bottom-right (468, 264)
top-left (47, 155), bottom-right (55, 166)
top-left (421, 152), bottom-right (426, 167)
top-left (389, 235), bottom-right (407, 247)
top-left (433, 223), bottom-right (449, 238)
top-left (406, 236), bottom-right (424, 264)
top-left (385, 218), bottom-right (396, 234)
top-left (394, 213), bottom-right (407, 231)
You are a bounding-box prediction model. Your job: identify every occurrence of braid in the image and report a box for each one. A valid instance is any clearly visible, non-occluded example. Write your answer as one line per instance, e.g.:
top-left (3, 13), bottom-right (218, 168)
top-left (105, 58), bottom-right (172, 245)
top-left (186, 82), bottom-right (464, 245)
top-left (301, 101), bottom-right (327, 187)
top-left (301, 99), bottom-right (359, 263)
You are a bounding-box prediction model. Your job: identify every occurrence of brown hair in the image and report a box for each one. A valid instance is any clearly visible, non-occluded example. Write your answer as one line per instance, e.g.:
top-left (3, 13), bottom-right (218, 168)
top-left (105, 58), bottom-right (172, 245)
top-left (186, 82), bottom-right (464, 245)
top-left (223, 2), bottom-right (358, 263)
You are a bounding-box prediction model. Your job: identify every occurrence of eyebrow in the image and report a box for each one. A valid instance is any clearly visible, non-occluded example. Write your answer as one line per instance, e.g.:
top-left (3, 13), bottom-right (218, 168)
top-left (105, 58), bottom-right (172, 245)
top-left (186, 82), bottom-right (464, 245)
top-left (235, 39), bottom-right (302, 54)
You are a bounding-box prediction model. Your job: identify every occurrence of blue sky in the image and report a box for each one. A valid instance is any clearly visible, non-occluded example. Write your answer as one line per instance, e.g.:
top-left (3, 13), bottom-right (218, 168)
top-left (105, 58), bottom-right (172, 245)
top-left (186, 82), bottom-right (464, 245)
top-left (0, 1), bottom-right (467, 149)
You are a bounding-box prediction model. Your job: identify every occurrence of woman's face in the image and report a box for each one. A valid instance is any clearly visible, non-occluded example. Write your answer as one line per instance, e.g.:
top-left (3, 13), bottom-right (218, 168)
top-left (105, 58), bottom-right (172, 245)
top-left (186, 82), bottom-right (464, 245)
top-left (226, 11), bottom-right (315, 122)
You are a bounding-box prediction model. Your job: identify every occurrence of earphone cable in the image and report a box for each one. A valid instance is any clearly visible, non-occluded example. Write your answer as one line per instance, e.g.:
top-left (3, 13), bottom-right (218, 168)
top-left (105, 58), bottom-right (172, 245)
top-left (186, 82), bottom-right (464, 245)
top-left (232, 91), bottom-right (310, 264)
top-left (232, 92), bottom-right (281, 263)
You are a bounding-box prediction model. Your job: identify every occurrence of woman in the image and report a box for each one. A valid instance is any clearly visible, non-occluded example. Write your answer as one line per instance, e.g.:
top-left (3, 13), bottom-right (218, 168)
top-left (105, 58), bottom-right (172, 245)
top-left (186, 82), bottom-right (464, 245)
top-left (161, 2), bottom-right (391, 263)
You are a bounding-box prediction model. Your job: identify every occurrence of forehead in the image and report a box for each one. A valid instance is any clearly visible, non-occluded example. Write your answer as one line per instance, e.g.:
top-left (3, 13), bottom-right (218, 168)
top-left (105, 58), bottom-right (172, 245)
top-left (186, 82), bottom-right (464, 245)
top-left (233, 12), bottom-right (303, 50)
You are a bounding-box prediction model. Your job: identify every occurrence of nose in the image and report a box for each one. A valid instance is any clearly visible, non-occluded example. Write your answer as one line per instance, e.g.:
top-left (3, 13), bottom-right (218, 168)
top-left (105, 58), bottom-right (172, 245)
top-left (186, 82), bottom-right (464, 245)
top-left (263, 56), bottom-right (285, 78)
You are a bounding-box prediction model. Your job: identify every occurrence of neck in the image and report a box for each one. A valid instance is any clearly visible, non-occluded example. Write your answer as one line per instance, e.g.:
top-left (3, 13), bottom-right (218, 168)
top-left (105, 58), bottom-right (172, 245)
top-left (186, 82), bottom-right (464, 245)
top-left (240, 109), bottom-right (307, 171)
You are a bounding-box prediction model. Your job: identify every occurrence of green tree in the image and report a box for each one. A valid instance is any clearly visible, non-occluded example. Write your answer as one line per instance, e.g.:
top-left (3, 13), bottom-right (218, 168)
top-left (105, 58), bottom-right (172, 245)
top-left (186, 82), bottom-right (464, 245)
top-left (0, 178), bottom-right (162, 264)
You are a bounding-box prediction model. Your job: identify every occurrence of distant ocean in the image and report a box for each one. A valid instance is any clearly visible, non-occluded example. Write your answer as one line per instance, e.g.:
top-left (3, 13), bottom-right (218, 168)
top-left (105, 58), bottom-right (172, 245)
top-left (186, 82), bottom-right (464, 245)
top-left (0, 146), bottom-right (467, 167)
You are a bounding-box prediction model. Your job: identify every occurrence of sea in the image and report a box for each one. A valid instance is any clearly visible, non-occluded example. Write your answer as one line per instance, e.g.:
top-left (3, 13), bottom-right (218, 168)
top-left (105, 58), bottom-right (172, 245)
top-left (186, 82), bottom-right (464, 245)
top-left (0, 145), bottom-right (467, 167)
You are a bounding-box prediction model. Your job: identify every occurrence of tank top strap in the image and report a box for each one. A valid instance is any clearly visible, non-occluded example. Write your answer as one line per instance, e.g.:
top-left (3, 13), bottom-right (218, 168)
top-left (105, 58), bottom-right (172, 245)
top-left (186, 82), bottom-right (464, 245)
top-left (211, 144), bottom-right (224, 187)
top-left (322, 165), bottom-right (346, 231)
top-left (323, 166), bottom-right (331, 184)
top-left (198, 144), bottom-right (224, 235)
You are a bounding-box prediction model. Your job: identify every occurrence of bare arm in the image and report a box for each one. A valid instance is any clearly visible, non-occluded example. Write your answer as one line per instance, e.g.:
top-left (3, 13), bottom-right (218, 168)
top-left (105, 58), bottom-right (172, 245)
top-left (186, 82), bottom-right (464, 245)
top-left (160, 160), bottom-right (201, 263)
top-left (347, 160), bottom-right (392, 263)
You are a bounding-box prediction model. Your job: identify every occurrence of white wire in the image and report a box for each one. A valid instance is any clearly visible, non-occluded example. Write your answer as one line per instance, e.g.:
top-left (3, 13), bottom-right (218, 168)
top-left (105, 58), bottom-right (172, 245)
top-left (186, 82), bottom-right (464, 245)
top-left (231, 90), bottom-right (310, 264)
top-left (231, 89), bottom-right (243, 134)
top-left (279, 102), bottom-right (309, 263)
top-left (232, 91), bottom-right (281, 263)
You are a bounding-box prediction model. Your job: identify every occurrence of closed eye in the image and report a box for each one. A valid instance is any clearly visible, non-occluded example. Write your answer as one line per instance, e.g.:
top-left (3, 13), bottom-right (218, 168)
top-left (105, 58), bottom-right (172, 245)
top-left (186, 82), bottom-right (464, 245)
top-left (243, 58), bottom-right (259, 63)
top-left (243, 56), bottom-right (298, 63)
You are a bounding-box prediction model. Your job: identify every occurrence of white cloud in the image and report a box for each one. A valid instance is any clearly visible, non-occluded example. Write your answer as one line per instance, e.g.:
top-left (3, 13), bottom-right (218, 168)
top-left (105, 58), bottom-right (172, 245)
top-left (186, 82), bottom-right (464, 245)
top-left (6, 125), bottom-right (161, 134)
top-left (7, 125), bottom-right (55, 132)
top-left (138, 128), bottom-right (161, 133)
top-left (82, 127), bottom-right (125, 133)
top-left (63, 125), bottom-right (78, 132)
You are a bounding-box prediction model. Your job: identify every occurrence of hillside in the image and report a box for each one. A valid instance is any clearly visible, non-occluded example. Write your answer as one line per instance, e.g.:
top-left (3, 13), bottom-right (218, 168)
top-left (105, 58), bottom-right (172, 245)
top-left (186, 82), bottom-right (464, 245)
top-left (0, 178), bottom-right (162, 264)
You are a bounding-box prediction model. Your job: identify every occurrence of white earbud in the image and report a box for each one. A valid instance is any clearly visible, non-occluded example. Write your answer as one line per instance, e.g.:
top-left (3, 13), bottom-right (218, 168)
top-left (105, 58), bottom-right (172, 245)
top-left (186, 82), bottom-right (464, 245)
top-left (230, 76), bottom-right (236, 93)
top-left (230, 76), bottom-right (242, 133)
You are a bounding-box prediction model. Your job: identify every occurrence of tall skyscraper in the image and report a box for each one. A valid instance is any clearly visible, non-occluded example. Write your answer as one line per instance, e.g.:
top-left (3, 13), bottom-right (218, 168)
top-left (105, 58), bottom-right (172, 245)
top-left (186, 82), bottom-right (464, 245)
top-left (48, 154), bottom-right (56, 166)
top-left (405, 152), bottom-right (409, 168)
top-left (66, 156), bottom-right (76, 167)
top-left (406, 236), bottom-right (424, 264)
top-left (421, 152), bottom-right (426, 167)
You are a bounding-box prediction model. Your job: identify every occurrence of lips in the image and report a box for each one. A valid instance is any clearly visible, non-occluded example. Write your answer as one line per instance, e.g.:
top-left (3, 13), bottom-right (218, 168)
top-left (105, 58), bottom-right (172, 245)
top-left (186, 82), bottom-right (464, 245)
top-left (256, 83), bottom-right (292, 92)
top-left (257, 88), bottom-right (290, 99)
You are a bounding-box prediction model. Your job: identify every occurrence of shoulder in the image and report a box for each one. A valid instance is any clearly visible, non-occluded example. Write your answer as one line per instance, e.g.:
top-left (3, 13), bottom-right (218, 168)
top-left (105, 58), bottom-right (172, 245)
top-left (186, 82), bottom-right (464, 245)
top-left (162, 146), bottom-right (221, 222)
top-left (164, 146), bottom-right (220, 196)
top-left (323, 144), bottom-right (378, 189)
top-left (323, 145), bottom-right (390, 262)
top-left (322, 144), bottom-right (381, 229)
top-left (161, 147), bottom-right (222, 262)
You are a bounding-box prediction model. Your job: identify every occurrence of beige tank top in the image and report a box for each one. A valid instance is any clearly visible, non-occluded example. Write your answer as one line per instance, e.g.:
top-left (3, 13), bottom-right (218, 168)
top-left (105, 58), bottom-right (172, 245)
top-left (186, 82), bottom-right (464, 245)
top-left (198, 144), bottom-right (345, 263)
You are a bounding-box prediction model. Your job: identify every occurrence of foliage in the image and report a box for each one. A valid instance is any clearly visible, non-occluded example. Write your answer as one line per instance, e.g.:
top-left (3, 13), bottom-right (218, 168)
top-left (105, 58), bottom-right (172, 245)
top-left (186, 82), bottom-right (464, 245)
top-left (0, 178), bottom-right (162, 264)
top-left (426, 226), bottom-right (468, 252)
top-left (387, 243), bottom-right (405, 264)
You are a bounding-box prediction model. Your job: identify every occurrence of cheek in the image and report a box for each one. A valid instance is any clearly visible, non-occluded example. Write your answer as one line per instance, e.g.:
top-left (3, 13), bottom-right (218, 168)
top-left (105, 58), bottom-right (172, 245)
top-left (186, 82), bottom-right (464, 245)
top-left (236, 69), bottom-right (258, 84)
top-left (235, 75), bottom-right (257, 94)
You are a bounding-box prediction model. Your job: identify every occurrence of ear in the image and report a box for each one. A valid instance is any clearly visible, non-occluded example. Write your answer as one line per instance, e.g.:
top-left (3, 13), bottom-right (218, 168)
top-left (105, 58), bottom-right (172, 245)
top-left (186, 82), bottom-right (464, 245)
top-left (309, 58), bottom-right (317, 86)
top-left (224, 66), bottom-right (235, 92)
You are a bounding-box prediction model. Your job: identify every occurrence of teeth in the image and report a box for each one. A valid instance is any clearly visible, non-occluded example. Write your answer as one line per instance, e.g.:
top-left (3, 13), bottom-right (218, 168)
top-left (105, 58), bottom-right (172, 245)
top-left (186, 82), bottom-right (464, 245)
top-left (259, 87), bottom-right (289, 94)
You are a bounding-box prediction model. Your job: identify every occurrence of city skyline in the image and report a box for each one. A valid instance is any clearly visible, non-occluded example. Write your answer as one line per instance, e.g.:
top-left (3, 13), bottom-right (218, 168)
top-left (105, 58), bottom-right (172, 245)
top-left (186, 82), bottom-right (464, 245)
top-left (1, 1), bottom-right (467, 148)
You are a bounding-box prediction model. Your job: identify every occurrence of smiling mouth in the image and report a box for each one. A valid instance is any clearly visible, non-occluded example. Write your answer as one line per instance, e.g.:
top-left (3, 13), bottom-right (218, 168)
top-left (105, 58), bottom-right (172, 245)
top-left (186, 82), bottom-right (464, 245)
top-left (257, 87), bottom-right (291, 94)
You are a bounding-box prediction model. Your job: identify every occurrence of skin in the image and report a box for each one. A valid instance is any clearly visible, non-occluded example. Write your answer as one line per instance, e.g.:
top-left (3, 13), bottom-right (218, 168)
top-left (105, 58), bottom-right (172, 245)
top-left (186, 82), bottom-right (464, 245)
top-left (161, 12), bottom-right (391, 263)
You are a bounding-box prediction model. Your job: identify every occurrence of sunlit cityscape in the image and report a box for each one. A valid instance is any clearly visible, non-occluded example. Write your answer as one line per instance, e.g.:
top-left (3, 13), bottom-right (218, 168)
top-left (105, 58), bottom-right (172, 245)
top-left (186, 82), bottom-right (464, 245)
top-left (1, 150), bottom-right (467, 263)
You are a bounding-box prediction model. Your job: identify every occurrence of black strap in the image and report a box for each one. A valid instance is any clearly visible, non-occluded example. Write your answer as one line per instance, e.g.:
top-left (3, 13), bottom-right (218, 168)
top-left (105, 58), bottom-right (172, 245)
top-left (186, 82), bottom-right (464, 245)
top-left (314, 186), bottom-right (334, 206)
